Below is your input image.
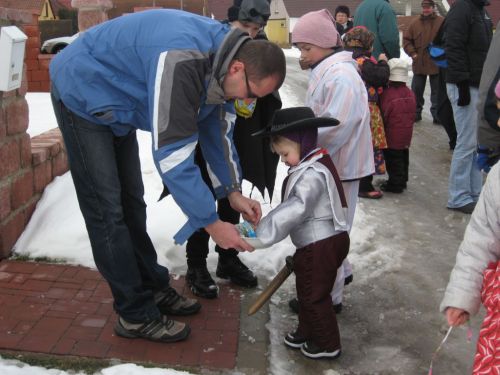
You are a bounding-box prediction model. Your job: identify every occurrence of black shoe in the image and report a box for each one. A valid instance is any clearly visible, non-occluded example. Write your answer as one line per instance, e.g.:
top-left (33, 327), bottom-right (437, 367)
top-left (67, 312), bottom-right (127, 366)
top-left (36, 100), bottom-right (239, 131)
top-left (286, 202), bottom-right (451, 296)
top-left (380, 182), bottom-right (404, 194)
top-left (284, 330), bottom-right (306, 349)
top-left (301, 341), bottom-right (341, 359)
top-left (415, 113), bottom-right (422, 123)
top-left (433, 118), bottom-right (441, 125)
top-left (155, 286), bottom-right (201, 316)
top-left (447, 202), bottom-right (476, 214)
top-left (114, 315), bottom-right (190, 343)
top-left (288, 298), bottom-right (299, 314)
top-left (216, 255), bottom-right (258, 288)
top-left (344, 274), bottom-right (353, 286)
top-left (186, 265), bottom-right (218, 299)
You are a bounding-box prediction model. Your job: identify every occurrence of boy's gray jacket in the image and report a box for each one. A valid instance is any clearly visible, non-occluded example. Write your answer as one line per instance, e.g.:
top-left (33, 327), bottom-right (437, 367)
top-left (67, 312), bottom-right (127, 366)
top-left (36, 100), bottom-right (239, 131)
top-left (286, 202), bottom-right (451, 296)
top-left (50, 10), bottom-right (251, 244)
top-left (256, 151), bottom-right (348, 249)
top-left (440, 162), bottom-right (500, 316)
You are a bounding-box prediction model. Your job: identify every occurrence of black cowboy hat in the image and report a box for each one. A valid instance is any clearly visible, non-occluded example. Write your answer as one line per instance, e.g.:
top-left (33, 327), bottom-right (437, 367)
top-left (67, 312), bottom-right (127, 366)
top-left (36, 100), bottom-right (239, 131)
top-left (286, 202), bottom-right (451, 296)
top-left (252, 107), bottom-right (339, 137)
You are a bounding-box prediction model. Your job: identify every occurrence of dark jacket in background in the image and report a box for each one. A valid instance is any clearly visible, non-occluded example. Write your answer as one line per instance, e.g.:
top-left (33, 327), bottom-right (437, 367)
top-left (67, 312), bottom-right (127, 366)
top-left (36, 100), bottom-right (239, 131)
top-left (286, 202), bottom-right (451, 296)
top-left (336, 20), bottom-right (354, 36)
top-left (443, 0), bottom-right (493, 86)
top-left (477, 20), bottom-right (500, 150)
top-left (403, 13), bottom-right (444, 76)
top-left (379, 83), bottom-right (416, 149)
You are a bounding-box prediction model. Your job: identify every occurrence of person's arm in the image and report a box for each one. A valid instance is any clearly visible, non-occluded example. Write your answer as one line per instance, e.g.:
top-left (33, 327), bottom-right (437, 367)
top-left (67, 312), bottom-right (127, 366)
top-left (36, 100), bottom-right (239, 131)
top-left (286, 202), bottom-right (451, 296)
top-left (440, 164), bottom-right (500, 322)
top-left (314, 71), bottom-right (368, 155)
top-left (197, 103), bottom-right (261, 225)
top-left (149, 50), bottom-right (249, 248)
top-left (402, 21), bottom-right (417, 60)
top-left (256, 169), bottom-right (323, 247)
top-left (377, 3), bottom-right (401, 59)
top-left (444, 2), bottom-right (471, 84)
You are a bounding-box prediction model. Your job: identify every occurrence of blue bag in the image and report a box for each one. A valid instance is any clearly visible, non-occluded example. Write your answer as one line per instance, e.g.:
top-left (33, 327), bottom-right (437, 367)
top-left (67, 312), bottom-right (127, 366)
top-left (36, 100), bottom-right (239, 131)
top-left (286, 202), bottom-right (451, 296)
top-left (428, 43), bottom-right (447, 68)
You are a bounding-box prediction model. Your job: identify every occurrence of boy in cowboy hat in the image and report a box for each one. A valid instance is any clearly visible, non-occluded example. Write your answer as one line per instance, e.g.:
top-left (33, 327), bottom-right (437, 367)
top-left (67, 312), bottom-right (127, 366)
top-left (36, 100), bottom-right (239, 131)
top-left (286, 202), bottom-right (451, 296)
top-left (252, 107), bottom-right (350, 359)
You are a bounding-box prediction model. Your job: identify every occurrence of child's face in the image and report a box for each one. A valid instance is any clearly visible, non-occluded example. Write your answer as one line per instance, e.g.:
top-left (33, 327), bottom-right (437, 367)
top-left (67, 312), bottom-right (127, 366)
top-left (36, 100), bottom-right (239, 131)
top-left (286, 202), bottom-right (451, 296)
top-left (273, 138), bottom-right (301, 167)
top-left (295, 43), bottom-right (333, 69)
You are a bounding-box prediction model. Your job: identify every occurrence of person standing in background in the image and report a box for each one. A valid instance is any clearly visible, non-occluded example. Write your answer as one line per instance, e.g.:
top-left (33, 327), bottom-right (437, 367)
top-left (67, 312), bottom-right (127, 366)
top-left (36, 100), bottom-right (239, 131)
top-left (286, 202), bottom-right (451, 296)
top-left (403, 0), bottom-right (443, 123)
top-left (335, 5), bottom-right (354, 36)
top-left (443, 0), bottom-right (492, 214)
top-left (354, 0), bottom-right (400, 59)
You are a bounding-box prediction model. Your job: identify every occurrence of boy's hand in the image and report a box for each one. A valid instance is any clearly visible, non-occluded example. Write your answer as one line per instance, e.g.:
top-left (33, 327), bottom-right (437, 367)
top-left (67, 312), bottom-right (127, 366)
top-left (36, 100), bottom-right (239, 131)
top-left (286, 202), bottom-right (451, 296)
top-left (378, 53), bottom-right (388, 61)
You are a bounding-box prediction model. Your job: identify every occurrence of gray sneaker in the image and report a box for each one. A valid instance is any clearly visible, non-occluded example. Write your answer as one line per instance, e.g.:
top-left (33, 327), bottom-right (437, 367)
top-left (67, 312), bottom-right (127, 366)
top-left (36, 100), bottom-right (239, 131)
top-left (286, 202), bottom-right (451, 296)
top-left (155, 286), bottom-right (201, 316)
top-left (114, 315), bottom-right (190, 343)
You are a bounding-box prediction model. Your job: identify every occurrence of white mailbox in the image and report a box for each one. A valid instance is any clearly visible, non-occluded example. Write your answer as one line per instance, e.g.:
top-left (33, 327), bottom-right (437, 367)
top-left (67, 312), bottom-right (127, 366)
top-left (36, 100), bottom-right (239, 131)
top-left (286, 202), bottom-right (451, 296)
top-left (0, 26), bottom-right (28, 92)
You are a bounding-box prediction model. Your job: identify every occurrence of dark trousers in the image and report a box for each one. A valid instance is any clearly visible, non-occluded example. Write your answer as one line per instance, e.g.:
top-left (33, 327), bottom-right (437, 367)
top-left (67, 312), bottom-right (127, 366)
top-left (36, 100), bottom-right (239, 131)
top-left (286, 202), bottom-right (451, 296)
top-left (358, 175), bottom-right (375, 193)
top-left (436, 68), bottom-right (457, 149)
top-left (295, 233), bottom-right (349, 351)
top-left (383, 149), bottom-right (409, 189)
top-left (411, 73), bottom-right (439, 120)
top-left (186, 197), bottom-right (239, 267)
top-left (185, 147), bottom-right (238, 267)
top-left (52, 93), bottom-right (169, 323)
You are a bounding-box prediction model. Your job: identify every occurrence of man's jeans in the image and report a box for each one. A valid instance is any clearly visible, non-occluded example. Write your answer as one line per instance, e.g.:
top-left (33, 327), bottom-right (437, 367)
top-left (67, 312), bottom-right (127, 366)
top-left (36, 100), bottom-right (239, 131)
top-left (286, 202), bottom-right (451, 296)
top-left (412, 74), bottom-right (439, 120)
top-left (446, 84), bottom-right (482, 208)
top-left (51, 93), bottom-right (169, 323)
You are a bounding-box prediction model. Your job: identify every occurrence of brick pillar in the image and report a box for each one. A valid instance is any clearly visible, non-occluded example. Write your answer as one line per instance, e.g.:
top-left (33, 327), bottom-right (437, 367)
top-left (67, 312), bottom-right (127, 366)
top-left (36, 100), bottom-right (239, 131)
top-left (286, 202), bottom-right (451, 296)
top-left (0, 66), bottom-right (33, 259)
top-left (71, 0), bottom-right (113, 32)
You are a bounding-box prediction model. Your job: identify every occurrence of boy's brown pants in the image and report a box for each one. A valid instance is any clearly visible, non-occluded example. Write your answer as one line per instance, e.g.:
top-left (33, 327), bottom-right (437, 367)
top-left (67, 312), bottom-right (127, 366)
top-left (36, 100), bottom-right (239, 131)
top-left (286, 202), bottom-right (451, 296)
top-left (294, 232), bottom-right (349, 351)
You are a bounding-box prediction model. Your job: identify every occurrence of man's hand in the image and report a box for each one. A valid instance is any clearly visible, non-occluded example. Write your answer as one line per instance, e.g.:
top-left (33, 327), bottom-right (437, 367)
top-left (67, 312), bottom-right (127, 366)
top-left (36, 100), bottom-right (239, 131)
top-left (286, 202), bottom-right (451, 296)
top-left (445, 307), bottom-right (470, 327)
top-left (227, 191), bottom-right (262, 225)
top-left (205, 220), bottom-right (254, 251)
top-left (378, 53), bottom-right (388, 62)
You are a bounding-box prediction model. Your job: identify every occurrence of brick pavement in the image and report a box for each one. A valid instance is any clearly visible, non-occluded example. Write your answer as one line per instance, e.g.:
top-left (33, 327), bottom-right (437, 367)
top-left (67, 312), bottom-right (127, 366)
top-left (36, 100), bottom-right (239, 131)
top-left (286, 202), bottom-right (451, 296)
top-left (0, 260), bottom-right (241, 371)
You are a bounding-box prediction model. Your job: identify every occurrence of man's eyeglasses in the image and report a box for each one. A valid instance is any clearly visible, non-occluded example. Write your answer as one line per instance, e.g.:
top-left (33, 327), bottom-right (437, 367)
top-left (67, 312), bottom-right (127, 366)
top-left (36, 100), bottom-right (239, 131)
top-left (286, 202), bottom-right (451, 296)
top-left (244, 68), bottom-right (258, 99)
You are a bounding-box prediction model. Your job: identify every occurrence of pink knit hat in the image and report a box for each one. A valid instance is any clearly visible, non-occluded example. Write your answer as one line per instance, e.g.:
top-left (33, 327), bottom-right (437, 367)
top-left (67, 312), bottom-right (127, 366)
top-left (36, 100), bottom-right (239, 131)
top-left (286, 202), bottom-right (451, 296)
top-left (292, 9), bottom-right (342, 49)
top-left (495, 79), bottom-right (500, 99)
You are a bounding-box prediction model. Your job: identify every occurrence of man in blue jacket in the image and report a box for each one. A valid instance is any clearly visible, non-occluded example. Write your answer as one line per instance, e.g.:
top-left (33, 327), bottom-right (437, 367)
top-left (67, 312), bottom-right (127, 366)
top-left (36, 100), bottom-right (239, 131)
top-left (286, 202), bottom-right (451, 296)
top-left (50, 9), bottom-right (286, 343)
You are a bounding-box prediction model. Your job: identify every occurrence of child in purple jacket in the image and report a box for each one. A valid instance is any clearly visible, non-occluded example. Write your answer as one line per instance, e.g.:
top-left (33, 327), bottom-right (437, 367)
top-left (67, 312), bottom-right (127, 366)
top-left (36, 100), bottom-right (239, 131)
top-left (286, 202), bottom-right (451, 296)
top-left (379, 58), bottom-right (417, 193)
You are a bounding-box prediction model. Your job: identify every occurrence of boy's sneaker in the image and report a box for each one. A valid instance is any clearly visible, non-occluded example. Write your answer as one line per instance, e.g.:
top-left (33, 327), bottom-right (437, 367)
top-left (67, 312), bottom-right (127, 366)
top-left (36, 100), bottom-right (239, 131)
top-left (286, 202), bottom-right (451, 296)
top-left (114, 315), bottom-right (190, 343)
top-left (155, 286), bottom-right (201, 316)
top-left (300, 341), bottom-right (341, 359)
top-left (216, 255), bottom-right (258, 288)
top-left (284, 330), bottom-right (306, 349)
top-left (186, 265), bottom-right (219, 299)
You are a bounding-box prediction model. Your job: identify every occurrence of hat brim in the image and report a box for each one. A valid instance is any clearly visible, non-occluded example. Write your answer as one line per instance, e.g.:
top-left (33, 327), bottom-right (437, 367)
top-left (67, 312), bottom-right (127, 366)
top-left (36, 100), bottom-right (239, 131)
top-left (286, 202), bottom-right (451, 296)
top-left (252, 117), bottom-right (340, 137)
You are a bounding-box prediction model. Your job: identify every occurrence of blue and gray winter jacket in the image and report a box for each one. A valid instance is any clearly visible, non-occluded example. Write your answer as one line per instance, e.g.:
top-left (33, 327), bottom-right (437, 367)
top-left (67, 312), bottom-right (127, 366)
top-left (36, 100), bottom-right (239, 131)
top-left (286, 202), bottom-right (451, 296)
top-left (50, 10), bottom-right (251, 244)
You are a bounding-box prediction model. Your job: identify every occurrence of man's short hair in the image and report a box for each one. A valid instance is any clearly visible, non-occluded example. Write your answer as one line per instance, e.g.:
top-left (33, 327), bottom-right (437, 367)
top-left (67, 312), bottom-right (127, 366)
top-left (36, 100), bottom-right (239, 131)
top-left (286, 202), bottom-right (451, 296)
top-left (234, 39), bottom-right (286, 90)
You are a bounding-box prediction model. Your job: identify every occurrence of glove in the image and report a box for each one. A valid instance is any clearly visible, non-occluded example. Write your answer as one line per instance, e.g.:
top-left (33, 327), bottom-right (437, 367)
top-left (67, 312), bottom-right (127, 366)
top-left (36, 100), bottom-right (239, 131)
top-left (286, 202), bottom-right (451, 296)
top-left (477, 146), bottom-right (500, 173)
top-left (456, 81), bottom-right (470, 107)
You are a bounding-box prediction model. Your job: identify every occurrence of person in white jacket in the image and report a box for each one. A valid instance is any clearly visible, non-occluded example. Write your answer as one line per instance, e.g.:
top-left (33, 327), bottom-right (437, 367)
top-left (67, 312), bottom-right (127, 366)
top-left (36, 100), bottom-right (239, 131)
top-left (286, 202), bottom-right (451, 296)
top-left (440, 161), bottom-right (500, 323)
top-left (291, 9), bottom-right (374, 310)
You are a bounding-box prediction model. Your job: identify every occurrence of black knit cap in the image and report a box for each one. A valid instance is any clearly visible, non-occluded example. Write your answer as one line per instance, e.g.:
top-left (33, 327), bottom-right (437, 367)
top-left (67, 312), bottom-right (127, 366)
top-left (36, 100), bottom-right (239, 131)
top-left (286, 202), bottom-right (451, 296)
top-left (227, 0), bottom-right (271, 26)
top-left (335, 5), bottom-right (350, 17)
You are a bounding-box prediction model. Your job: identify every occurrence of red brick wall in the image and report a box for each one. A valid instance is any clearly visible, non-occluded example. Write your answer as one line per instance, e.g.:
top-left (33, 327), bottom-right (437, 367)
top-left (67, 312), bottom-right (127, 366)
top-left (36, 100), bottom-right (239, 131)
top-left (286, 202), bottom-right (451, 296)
top-left (0, 12), bottom-right (68, 258)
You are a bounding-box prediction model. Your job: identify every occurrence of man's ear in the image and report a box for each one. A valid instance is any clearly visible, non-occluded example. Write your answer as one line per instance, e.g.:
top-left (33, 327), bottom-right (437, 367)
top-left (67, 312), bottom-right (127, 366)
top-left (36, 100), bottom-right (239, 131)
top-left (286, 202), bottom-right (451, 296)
top-left (228, 60), bottom-right (245, 75)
